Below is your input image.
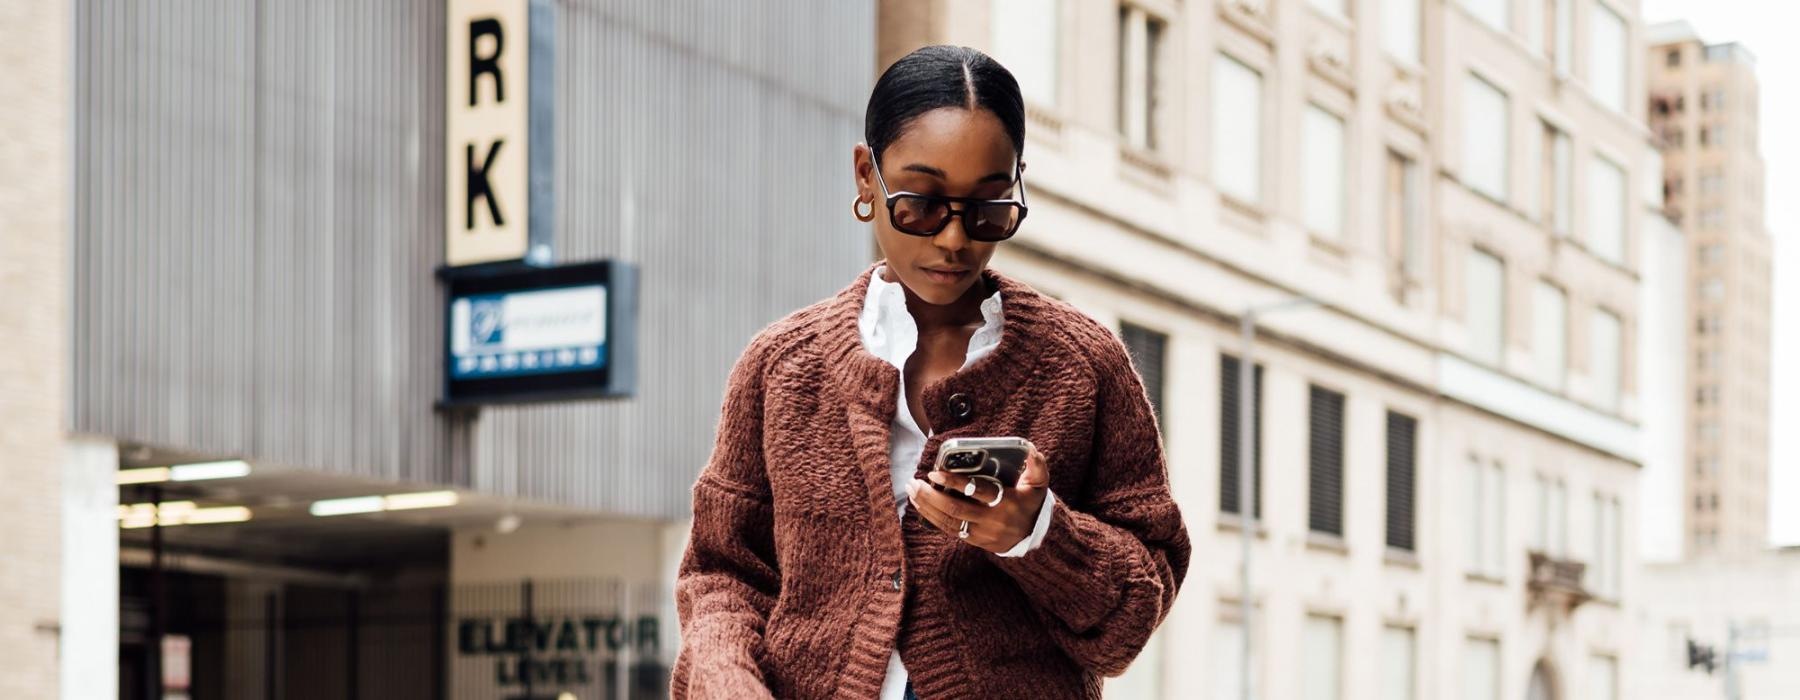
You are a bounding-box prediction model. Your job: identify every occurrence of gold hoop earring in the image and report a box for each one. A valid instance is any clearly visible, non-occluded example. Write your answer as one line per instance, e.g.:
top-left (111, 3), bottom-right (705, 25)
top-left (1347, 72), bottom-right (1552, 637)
top-left (852, 195), bottom-right (875, 222)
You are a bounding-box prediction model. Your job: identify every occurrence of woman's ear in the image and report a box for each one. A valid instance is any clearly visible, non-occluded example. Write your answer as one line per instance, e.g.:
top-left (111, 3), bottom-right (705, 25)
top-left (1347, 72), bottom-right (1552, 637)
top-left (852, 143), bottom-right (874, 196)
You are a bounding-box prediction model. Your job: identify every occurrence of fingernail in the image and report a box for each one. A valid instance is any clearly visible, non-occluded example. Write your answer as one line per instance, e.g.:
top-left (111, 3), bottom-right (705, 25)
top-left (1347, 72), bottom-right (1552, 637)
top-left (927, 472), bottom-right (943, 484)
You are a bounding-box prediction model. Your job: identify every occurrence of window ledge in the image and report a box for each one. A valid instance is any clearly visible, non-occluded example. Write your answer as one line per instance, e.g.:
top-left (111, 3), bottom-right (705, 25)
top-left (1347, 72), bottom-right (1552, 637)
top-left (1384, 548), bottom-right (1421, 569)
top-left (1305, 531), bottom-right (1349, 555)
top-left (1217, 513), bottom-right (1270, 538)
top-left (1218, 193), bottom-right (1267, 227)
top-left (1465, 572), bottom-right (1506, 587)
top-left (1308, 232), bottom-right (1350, 259)
top-left (1024, 103), bottom-right (1065, 150)
top-left (1118, 144), bottom-right (1174, 188)
top-left (1218, 0), bottom-right (1276, 45)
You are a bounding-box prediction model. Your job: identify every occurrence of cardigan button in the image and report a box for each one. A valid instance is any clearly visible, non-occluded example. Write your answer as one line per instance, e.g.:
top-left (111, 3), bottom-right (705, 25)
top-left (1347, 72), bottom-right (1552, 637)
top-left (946, 393), bottom-right (974, 421)
top-left (890, 571), bottom-right (902, 591)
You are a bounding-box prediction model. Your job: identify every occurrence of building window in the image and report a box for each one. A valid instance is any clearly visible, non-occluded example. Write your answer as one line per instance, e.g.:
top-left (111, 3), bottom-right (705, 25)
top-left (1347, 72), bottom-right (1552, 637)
top-left (1589, 155), bottom-right (1627, 264)
top-left (1221, 354), bottom-right (1264, 518)
top-left (1465, 248), bottom-right (1506, 366)
top-left (1666, 48), bottom-right (1681, 67)
top-left (1537, 121), bottom-right (1572, 235)
top-left (1699, 171), bottom-right (1723, 194)
top-left (991, 0), bottom-right (1061, 107)
top-left (1532, 280), bottom-right (1567, 389)
top-left (1532, 477), bottom-right (1568, 556)
top-left (1213, 53), bottom-right (1263, 204)
top-left (1308, 385), bottom-right (1347, 537)
top-left (1120, 322), bottom-right (1168, 426)
top-left (1700, 125), bottom-right (1726, 148)
top-left (1386, 411), bottom-right (1418, 552)
top-left (1588, 3), bottom-right (1629, 112)
top-left (1462, 0), bottom-right (1509, 33)
top-left (1382, 0), bottom-right (1422, 64)
top-left (1699, 244), bottom-right (1724, 266)
top-left (1701, 88), bottom-right (1726, 110)
top-left (1590, 308), bottom-right (1623, 412)
top-left (1546, 0), bottom-right (1574, 74)
top-left (1464, 638), bottom-right (1501, 700)
top-left (1302, 105), bottom-right (1348, 241)
top-left (1303, 616), bottom-right (1344, 700)
top-left (1701, 277), bottom-right (1725, 302)
top-left (1468, 457), bottom-right (1505, 578)
top-left (1381, 627), bottom-right (1416, 700)
top-left (1385, 150), bottom-right (1422, 294)
top-left (1309, 0), bottom-right (1348, 18)
top-left (1699, 207), bottom-right (1724, 229)
top-left (1464, 74), bottom-right (1510, 202)
top-left (1117, 5), bottom-right (1166, 151)
top-left (1212, 619), bottom-right (1245, 700)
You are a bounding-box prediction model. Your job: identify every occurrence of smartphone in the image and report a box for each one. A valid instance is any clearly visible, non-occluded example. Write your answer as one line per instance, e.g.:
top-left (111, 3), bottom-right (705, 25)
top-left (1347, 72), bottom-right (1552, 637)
top-left (932, 436), bottom-right (1033, 491)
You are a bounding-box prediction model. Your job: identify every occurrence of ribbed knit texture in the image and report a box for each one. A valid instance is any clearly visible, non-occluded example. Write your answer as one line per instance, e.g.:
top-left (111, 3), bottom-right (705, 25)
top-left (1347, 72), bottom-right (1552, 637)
top-left (673, 263), bottom-right (1191, 700)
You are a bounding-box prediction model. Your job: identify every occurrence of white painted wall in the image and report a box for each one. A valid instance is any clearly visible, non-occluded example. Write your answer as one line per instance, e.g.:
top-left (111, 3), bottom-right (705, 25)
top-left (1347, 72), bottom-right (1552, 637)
top-left (61, 436), bottom-right (118, 700)
top-left (1629, 551), bottom-right (1800, 699)
top-left (1637, 212), bottom-right (1689, 563)
top-left (451, 517), bottom-right (668, 587)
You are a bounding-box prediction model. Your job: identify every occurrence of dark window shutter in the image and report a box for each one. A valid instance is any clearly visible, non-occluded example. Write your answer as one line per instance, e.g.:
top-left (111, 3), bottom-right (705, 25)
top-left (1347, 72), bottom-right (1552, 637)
top-left (1308, 385), bottom-right (1346, 535)
top-left (1120, 322), bottom-right (1168, 428)
top-left (1386, 410), bottom-right (1418, 551)
top-left (1220, 354), bottom-right (1263, 517)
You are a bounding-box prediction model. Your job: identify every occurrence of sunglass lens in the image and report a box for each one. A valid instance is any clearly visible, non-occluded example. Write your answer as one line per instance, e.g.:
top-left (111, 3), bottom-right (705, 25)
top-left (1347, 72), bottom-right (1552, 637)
top-left (891, 196), bottom-right (949, 235)
top-left (970, 203), bottom-right (1022, 241)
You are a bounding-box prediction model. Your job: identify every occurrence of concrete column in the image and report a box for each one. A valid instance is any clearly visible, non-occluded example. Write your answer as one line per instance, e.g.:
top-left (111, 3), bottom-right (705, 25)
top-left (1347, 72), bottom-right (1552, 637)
top-left (0, 0), bottom-right (70, 696)
top-left (62, 438), bottom-right (119, 700)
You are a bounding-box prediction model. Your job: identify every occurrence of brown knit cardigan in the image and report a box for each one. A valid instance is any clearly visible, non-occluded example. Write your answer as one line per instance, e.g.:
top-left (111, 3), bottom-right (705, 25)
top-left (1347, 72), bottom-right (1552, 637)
top-left (673, 263), bottom-right (1190, 700)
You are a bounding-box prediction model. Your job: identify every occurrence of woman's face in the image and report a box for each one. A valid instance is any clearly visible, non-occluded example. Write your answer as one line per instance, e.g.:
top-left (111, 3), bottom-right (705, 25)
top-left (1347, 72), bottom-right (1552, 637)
top-left (855, 107), bottom-right (1020, 306)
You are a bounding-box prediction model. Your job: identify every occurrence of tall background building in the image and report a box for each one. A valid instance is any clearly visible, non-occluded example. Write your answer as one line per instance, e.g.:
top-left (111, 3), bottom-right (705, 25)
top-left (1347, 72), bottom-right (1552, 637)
top-left (1628, 19), bottom-right (1795, 699)
top-left (1646, 20), bottom-right (1773, 558)
top-left (884, 0), bottom-right (1646, 698)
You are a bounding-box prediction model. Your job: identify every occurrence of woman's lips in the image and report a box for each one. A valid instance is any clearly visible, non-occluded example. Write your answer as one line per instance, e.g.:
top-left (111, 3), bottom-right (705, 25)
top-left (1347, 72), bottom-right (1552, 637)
top-left (920, 266), bottom-right (969, 284)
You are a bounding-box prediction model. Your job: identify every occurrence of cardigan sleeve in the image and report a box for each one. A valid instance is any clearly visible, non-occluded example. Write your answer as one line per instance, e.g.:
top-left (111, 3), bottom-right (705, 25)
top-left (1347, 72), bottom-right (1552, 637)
top-left (671, 339), bottom-right (780, 700)
top-left (989, 330), bottom-right (1192, 677)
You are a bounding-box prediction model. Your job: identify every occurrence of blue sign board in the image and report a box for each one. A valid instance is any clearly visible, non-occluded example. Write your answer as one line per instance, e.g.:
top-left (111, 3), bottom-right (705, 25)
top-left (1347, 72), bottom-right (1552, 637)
top-left (441, 260), bottom-right (637, 405)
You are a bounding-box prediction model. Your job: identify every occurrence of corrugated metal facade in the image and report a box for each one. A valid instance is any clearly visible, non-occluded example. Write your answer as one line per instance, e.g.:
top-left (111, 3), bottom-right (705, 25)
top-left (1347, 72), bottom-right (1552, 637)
top-left (75, 0), bottom-right (875, 519)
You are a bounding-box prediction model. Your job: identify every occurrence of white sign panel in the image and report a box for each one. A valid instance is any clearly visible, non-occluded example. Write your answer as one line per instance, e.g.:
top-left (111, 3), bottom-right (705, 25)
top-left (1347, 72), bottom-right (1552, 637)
top-left (451, 285), bottom-right (606, 380)
top-left (446, 0), bottom-right (530, 266)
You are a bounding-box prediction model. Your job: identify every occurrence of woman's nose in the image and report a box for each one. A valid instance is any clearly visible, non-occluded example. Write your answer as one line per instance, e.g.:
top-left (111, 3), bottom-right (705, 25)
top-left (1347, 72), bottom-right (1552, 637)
top-left (933, 214), bottom-right (970, 252)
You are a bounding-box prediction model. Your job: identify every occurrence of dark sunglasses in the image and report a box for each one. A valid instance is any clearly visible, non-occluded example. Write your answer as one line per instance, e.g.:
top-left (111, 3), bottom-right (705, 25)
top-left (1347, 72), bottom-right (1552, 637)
top-left (869, 154), bottom-right (1029, 242)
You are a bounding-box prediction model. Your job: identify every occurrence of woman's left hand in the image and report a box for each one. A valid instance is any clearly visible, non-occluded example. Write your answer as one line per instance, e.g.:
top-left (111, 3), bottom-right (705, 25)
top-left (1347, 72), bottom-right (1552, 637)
top-left (906, 446), bottom-right (1051, 554)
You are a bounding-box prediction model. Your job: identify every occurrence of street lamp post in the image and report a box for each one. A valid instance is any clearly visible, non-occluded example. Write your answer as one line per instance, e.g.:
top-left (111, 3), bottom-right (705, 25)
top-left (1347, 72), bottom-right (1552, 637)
top-left (1239, 296), bottom-right (1317, 700)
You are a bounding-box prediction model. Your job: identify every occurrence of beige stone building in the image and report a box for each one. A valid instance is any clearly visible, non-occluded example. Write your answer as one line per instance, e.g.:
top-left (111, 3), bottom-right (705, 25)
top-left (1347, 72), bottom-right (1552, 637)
top-left (1645, 21), bottom-right (1772, 558)
top-left (881, 0), bottom-right (1649, 697)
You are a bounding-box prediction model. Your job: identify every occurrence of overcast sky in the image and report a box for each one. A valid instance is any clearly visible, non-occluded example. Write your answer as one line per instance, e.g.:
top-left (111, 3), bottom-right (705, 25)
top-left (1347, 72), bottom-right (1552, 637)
top-left (1637, 0), bottom-right (1797, 546)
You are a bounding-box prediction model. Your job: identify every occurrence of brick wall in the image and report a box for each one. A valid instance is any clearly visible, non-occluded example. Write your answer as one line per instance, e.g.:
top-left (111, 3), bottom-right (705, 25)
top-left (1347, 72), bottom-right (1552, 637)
top-left (0, 0), bottom-right (68, 696)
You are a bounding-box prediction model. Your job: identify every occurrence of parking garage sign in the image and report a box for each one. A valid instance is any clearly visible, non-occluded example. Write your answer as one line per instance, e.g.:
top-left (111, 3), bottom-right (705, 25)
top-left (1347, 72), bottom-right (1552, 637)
top-left (443, 260), bottom-right (637, 405)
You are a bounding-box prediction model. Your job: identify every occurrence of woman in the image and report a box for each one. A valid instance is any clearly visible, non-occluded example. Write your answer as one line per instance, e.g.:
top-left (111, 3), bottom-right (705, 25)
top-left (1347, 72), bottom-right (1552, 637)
top-left (673, 45), bottom-right (1189, 700)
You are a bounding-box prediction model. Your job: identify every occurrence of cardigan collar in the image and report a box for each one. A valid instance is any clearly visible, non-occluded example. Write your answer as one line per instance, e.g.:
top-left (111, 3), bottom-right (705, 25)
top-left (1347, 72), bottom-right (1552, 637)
top-left (828, 260), bottom-right (1052, 426)
top-left (824, 261), bottom-right (1054, 536)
